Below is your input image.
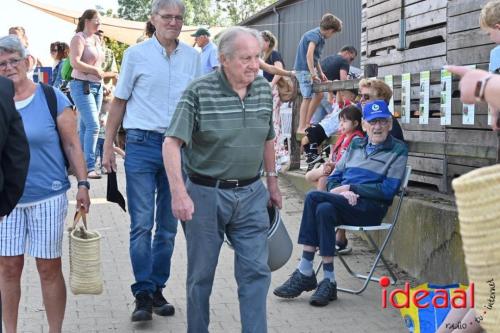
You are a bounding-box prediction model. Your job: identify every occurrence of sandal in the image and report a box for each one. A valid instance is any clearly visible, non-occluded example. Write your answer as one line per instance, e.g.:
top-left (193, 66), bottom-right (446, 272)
top-left (87, 170), bottom-right (102, 179)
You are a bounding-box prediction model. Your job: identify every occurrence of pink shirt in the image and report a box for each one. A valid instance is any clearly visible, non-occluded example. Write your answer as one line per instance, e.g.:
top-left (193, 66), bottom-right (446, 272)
top-left (71, 32), bottom-right (104, 83)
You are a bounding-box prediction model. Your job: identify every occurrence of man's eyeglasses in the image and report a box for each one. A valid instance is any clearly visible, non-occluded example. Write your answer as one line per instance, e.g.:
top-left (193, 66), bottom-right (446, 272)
top-left (368, 118), bottom-right (390, 126)
top-left (157, 14), bottom-right (184, 23)
top-left (0, 58), bottom-right (24, 70)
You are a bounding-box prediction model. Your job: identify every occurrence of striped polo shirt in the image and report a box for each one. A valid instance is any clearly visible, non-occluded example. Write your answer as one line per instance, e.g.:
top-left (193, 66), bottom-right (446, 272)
top-left (327, 136), bottom-right (408, 204)
top-left (165, 70), bottom-right (275, 180)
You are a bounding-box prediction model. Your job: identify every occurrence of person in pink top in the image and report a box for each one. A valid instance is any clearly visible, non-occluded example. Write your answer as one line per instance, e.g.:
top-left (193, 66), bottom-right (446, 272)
top-left (69, 9), bottom-right (105, 179)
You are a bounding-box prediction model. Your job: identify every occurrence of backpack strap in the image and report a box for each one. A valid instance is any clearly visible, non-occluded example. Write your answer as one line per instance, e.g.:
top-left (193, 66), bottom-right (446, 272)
top-left (40, 82), bottom-right (58, 125)
top-left (40, 83), bottom-right (70, 169)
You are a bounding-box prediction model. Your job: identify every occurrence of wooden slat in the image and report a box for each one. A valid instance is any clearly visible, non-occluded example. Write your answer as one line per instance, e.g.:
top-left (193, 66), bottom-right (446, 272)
top-left (447, 44), bottom-right (494, 66)
top-left (447, 156), bottom-right (493, 168)
top-left (447, 29), bottom-right (493, 50)
top-left (367, 0), bottom-right (401, 18)
top-left (366, 8), bottom-right (400, 29)
top-left (367, 42), bottom-right (446, 66)
top-left (402, 118), bottom-right (444, 131)
top-left (448, 10), bottom-right (481, 34)
top-left (446, 128), bottom-right (499, 146)
top-left (451, 99), bottom-right (488, 115)
top-left (408, 155), bottom-right (444, 174)
top-left (449, 114), bottom-right (491, 129)
top-left (406, 8), bottom-right (447, 32)
top-left (405, 0), bottom-right (447, 18)
top-left (447, 0), bottom-right (488, 17)
top-left (377, 56), bottom-right (446, 76)
top-left (367, 21), bottom-right (400, 41)
top-left (404, 130), bottom-right (445, 142)
top-left (406, 27), bottom-right (447, 48)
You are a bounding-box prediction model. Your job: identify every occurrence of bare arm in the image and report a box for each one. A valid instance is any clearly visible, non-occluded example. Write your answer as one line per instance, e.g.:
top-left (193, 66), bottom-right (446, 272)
top-left (69, 35), bottom-right (103, 78)
top-left (306, 42), bottom-right (317, 80)
top-left (102, 97), bottom-right (127, 172)
top-left (270, 60), bottom-right (284, 87)
top-left (339, 69), bottom-right (348, 81)
top-left (163, 137), bottom-right (194, 221)
top-left (263, 139), bottom-right (282, 209)
top-left (259, 59), bottom-right (292, 77)
top-left (57, 107), bottom-right (90, 213)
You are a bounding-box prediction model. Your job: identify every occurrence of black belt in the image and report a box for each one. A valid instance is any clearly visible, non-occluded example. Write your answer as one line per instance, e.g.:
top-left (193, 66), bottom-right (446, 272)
top-left (189, 174), bottom-right (260, 189)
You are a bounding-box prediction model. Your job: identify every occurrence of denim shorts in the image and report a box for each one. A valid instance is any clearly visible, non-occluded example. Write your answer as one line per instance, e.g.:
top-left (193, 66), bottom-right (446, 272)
top-left (296, 70), bottom-right (313, 99)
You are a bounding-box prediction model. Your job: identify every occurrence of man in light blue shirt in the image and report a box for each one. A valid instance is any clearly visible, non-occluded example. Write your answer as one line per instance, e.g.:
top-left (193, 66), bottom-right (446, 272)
top-left (102, 0), bottom-right (201, 323)
top-left (192, 27), bottom-right (219, 75)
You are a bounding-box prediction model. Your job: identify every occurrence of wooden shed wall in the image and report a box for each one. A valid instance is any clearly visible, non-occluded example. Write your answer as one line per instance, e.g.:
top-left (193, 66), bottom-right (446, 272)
top-left (360, 0), bottom-right (499, 193)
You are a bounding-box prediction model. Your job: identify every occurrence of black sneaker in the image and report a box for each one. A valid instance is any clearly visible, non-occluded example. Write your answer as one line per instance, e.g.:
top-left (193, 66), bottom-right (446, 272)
top-left (152, 289), bottom-right (175, 316)
top-left (273, 269), bottom-right (318, 298)
top-left (309, 279), bottom-right (337, 307)
top-left (131, 292), bottom-right (153, 322)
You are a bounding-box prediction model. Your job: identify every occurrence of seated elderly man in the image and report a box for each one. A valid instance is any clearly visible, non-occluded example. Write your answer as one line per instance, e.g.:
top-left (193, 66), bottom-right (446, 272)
top-left (274, 100), bottom-right (408, 306)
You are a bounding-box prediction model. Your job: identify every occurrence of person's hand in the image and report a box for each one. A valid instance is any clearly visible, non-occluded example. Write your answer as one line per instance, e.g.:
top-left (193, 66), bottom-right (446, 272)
top-left (288, 70), bottom-right (296, 77)
top-left (329, 184), bottom-right (350, 194)
top-left (172, 191), bottom-right (194, 221)
top-left (267, 177), bottom-right (282, 209)
top-left (102, 142), bottom-right (117, 173)
top-left (95, 67), bottom-right (105, 79)
top-left (445, 66), bottom-right (490, 104)
top-left (319, 72), bottom-right (328, 82)
top-left (76, 187), bottom-right (91, 213)
top-left (311, 74), bottom-right (320, 83)
top-left (340, 190), bottom-right (359, 206)
top-left (492, 108), bottom-right (500, 131)
top-left (323, 161), bottom-right (334, 175)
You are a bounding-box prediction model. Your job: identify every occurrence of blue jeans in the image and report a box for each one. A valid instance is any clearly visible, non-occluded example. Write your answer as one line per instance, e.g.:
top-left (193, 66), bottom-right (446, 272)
top-left (296, 70), bottom-right (313, 99)
top-left (298, 191), bottom-right (388, 257)
top-left (124, 129), bottom-right (178, 295)
top-left (95, 137), bottom-right (104, 166)
top-left (70, 80), bottom-right (103, 172)
top-left (310, 93), bottom-right (332, 124)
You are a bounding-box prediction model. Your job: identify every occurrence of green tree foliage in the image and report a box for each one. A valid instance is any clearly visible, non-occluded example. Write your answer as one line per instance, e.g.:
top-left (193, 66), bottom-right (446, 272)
top-left (215, 0), bottom-right (275, 25)
top-left (117, 0), bottom-right (151, 21)
top-left (104, 37), bottom-right (128, 70)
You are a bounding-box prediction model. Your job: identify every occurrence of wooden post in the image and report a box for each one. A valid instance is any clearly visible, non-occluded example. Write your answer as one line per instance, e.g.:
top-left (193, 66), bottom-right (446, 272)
top-left (289, 95), bottom-right (302, 170)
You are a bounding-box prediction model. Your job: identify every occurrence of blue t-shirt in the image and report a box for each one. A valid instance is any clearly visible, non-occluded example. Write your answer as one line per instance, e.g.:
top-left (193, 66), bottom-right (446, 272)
top-left (201, 41), bottom-right (220, 75)
top-left (17, 84), bottom-right (72, 204)
top-left (294, 27), bottom-right (326, 72)
top-left (489, 45), bottom-right (500, 73)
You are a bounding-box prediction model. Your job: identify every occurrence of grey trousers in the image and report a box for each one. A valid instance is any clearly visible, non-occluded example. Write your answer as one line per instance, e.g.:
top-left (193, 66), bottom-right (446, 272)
top-left (185, 178), bottom-right (271, 333)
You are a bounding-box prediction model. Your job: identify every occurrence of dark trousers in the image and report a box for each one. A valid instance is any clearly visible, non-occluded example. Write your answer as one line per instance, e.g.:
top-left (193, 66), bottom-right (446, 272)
top-left (298, 190), bottom-right (388, 257)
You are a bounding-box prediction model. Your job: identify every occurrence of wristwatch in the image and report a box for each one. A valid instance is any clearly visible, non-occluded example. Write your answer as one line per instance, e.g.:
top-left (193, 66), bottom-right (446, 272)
top-left (77, 180), bottom-right (90, 190)
top-left (263, 171), bottom-right (278, 177)
top-left (474, 74), bottom-right (493, 102)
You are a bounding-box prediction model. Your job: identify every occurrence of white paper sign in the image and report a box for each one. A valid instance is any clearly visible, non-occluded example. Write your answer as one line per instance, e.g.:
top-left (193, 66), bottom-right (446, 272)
top-left (419, 71), bottom-right (430, 125)
top-left (401, 73), bottom-right (411, 124)
top-left (462, 65), bottom-right (476, 125)
top-left (440, 69), bottom-right (452, 125)
top-left (385, 75), bottom-right (394, 115)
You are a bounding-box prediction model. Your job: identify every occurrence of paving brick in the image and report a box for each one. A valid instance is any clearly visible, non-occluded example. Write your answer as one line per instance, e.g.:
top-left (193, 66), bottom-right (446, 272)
top-left (10, 161), bottom-right (411, 332)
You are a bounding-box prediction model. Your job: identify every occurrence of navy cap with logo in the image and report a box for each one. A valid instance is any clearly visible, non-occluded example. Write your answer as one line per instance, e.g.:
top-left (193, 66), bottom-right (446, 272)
top-left (191, 28), bottom-right (210, 37)
top-left (362, 100), bottom-right (392, 121)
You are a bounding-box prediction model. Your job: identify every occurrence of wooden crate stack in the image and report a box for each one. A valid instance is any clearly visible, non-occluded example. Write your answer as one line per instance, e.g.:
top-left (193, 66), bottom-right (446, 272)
top-left (357, 0), bottom-right (500, 193)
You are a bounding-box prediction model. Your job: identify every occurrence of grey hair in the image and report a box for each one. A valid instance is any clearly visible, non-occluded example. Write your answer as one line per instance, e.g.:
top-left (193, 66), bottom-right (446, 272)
top-left (0, 35), bottom-right (27, 58)
top-left (151, 0), bottom-right (185, 15)
top-left (218, 27), bottom-right (263, 59)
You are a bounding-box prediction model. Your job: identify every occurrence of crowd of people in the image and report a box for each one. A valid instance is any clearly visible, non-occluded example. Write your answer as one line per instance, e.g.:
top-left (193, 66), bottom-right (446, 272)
top-left (1, 0), bottom-right (499, 332)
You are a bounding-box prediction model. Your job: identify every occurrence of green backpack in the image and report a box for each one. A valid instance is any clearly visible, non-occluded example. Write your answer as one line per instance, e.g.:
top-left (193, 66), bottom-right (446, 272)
top-left (60, 58), bottom-right (73, 81)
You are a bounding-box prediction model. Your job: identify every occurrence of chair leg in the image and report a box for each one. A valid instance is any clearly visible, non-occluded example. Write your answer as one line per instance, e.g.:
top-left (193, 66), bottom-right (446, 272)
top-left (335, 230), bottom-right (398, 294)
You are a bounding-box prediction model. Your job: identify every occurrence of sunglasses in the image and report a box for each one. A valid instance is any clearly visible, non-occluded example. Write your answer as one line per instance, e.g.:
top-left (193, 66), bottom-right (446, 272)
top-left (368, 118), bottom-right (390, 126)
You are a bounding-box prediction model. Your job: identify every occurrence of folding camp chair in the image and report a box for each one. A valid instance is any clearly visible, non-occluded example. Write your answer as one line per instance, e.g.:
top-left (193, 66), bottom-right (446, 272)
top-left (316, 165), bottom-right (412, 295)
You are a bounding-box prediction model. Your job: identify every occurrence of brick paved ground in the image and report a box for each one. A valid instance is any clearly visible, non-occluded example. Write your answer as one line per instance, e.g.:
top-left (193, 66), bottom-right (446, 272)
top-left (12, 160), bottom-right (408, 332)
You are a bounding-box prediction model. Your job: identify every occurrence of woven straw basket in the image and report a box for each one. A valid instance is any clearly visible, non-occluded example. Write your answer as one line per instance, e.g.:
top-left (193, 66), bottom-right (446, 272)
top-left (68, 210), bottom-right (103, 295)
top-left (452, 163), bottom-right (500, 332)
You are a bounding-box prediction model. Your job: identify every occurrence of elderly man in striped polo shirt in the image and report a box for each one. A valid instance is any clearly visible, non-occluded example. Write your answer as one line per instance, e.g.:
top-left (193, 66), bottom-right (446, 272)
top-left (163, 26), bottom-right (282, 333)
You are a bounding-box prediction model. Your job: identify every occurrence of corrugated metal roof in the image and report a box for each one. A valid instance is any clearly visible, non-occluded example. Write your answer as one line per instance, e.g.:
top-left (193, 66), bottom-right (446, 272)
top-left (239, 0), bottom-right (300, 26)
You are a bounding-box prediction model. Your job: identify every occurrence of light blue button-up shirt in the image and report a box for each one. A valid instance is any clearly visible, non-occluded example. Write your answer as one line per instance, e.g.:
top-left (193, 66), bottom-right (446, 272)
top-left (114, 35), bottom-right (202, 133)
top-left (200, 41), bottom-right (219, 75)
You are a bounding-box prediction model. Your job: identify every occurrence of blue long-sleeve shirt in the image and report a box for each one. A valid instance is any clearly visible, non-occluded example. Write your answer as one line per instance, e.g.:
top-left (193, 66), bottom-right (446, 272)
top-left (327, 136), bottom-right (408, 204)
